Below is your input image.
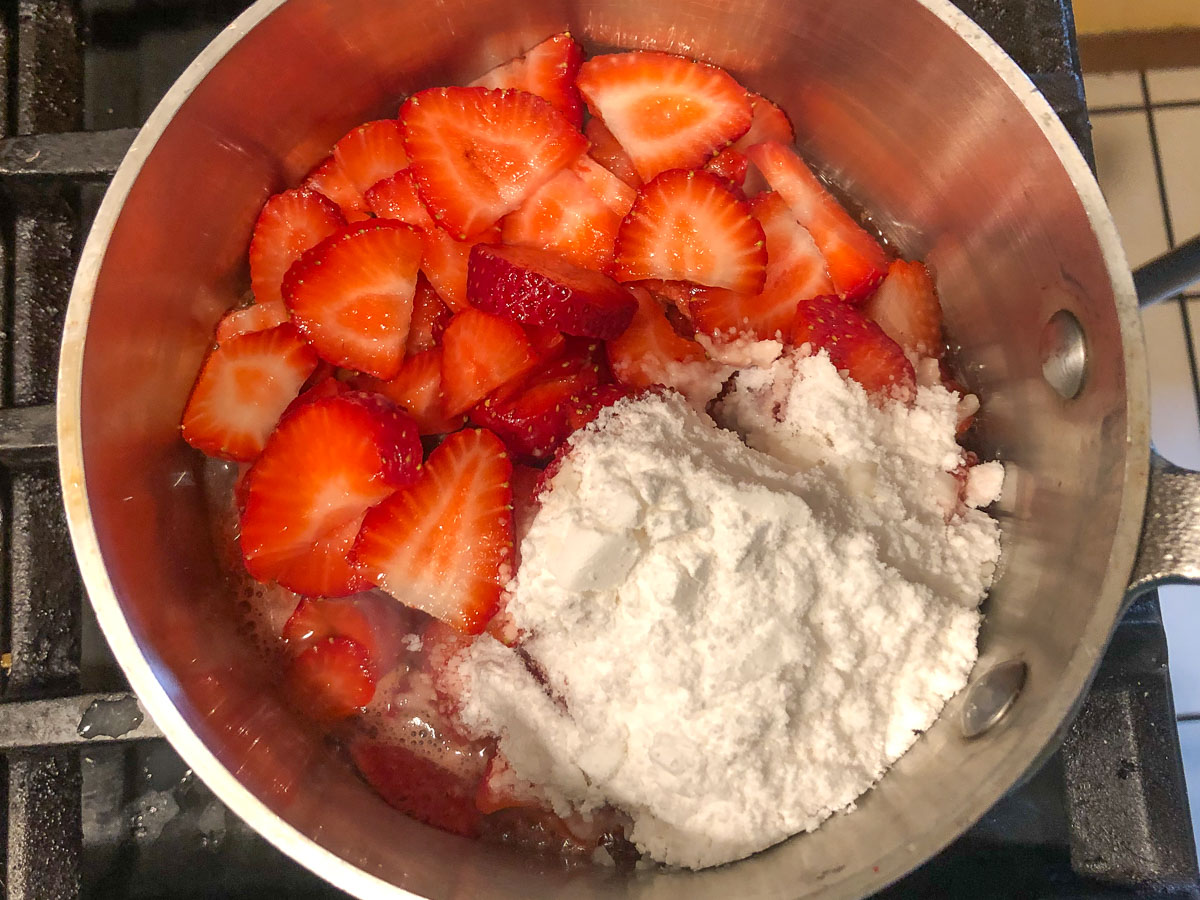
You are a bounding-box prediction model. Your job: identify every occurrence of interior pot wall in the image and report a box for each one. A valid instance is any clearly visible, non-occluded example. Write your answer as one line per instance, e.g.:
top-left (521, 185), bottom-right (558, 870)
top-left (71, 0), bottom-right (1145, 897)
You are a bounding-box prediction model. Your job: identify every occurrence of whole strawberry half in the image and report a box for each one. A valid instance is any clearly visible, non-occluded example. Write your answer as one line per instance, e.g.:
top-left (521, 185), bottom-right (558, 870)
top-left (467, 243), bottom-right (636, 340)
top-left (401, 86), bottom-right (587, 239)
top-left (282, 219), bottom-right (424, 379)
top-left (791, 296), bottom-right (916, 401)
top-left (576, 50), bottom-right (753, 182)
top-left (354, 428), bottom-right (514, 635)
top-left (181, 323), bottom-right (319, 462)
top-left (239, 391), bottom-right (422, 585)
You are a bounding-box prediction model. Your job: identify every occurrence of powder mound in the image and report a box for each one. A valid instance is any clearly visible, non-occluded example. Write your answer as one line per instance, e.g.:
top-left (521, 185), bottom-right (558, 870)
top-left (454, 351), bottom-right (1003, 869)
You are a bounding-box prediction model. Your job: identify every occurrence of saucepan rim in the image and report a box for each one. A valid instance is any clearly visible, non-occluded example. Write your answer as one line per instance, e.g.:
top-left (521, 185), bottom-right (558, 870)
top-left (55, 0), bottom-right (1150, 896)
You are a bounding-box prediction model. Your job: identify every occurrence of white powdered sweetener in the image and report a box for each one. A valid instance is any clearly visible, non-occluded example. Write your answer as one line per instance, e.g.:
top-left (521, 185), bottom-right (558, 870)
top-left (454, 350), bottom-right (1003, 870)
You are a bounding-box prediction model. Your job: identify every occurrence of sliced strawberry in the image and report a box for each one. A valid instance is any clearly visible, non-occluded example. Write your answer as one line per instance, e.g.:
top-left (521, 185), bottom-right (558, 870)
top-left (863, 259), bottom-right (943, 357)
top-left (745, 141), bottom-right (888, 302)
top-left (606, 287), bottom-right (711, 390)
top-left (692, 191), bottom-right (834, 341)
top-left (441, 309), bottom-right (538, 415)
top-left (565, 382), bottom-right (626, 431)
top-left (476, 752), bottom-right (545, 814)
top-left (401, 86), bottom-right (587, 239)
top-left (369, 347), bottom-right (466, 435)
top-left (280, 371), bottom-right (350, 419)
top-left (730, 93), bottom-right (795, 152)
top-left (271, 514), bottom-right (368, 598)
top-left (349, 738), bottom-right (483, 837)
top-left (470, 351), bottom-right (602, 461)
top-left (182, 323), bottom-right (319, 462)
top-left (289, 636), bottom-right (375, 721)
top-left (248, 188), bottom-right (346, 306)
top-left (576, 51), bottom-right (752, 182)
top-left (421, 225), bottom-right (499, 313)
top-left (214, 298), bottom-right (290, 342)
top-left (332, 119), bottom-right (410, 196)
top-left (612, 169), bottom-right (766, 293)
top-left (704, 146), bottom-right (750, 189)
top-left (500, 168), bottom-right (623, 271)
top-left (284, 597), bottom-right (378, 657)
top-left (354, 428), bottom-right (514, 634)
top-left (240, 392), bottom-right (422, 582)
top-left (524, 324), bottom-right (567, 361)
top-left (471, 32), bottom-right (584, 128)
top-left (303, 155), bottom-right (372, 222)
top-left (791, 296), bottom-right (916, 401)
top-left (406, 277), bottom-right (451, 355)
top-left (584, 118), bottom-right (641, 189)
top-left (364, 170), bottom-right (436, 229)
top-left (282, 220), bottom-right (423, 379)
top-left (467, 243), bottom-right (636, 340)
top-left (570, 154), bottom-right (636, 218)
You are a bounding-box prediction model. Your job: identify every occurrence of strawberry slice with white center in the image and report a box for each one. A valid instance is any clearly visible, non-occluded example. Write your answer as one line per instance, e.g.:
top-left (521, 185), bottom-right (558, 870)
top-left (401, 86), bottom-right (587, 239)
top-left (214, 298), bottom-right (290, 342)
top-left (791, 295), bottom-right (916, 401)
top-left (240, 391), bottom-right (422, 584)
top-left (406, 276), bottom-right (450, 355)
top-left (570, 154), bottom-right (636, 218)
top-left (606, 287), bottom-right (722, 396)
top-left (182, 323), bottom-right (318, 462)
top-left (468, 243), bottom-right (637, 339)
top-left (282, 220), bottom-right (423, 379)
top-left (363, 170), bottom-right (436, 229)
top-left (745, 141), bottom-right (888, 302)
top-left (584, 118), bottom-right (641, 189)
top-left (576, 50), bottom-right (752, 182)
top-left (500, 167), bottom-right (623, 271)
top-left (368, 346), bottom-right (466, 436)
top-left (332, 119), bottom-right (410, 196)
top-left (303, 154), bottom-right (372, 222)
top-left (731, 93), bottom-right (795, 152)
top-left (441, 308), bottom-right (538, 415)
top-left (612, 169), bottom-right (767, 293)
top-left (354, 428), bottom-right (514, 635)
top-left (692, 191), bottom-right (834, 341)
top-left (248, 188), bottom-right (345, 306)
top-left (471, 32), bottom-right (585, 128)
top-left (862, 259), bottom-right (944, 358)
top-left (271, 513), bottom-right (368, 598)
top-left (288, 636), bottom-right (375, 721)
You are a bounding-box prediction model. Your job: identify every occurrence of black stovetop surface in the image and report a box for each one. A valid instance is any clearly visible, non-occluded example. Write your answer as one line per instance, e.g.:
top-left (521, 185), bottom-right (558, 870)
top-left (0, 0), bottom-right (1194, 897)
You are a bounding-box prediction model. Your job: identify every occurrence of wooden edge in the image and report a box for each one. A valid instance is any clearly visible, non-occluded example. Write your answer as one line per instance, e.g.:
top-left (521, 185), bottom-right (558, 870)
top-left (1079, 30), bottom-right (1200, 73)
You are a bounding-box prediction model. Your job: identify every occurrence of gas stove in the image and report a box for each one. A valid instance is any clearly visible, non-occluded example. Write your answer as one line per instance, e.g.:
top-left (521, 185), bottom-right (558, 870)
top-left (0, 1), bottom-right (1195, 897)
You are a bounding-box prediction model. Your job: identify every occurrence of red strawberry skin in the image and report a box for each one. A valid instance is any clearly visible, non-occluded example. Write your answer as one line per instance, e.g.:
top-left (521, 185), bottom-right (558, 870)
top-left (288, 636), bottom-right (375, 722)
top-left (745, 141), bottom-right (888, 302)
top-left (354, 428), bottom-right (514, 634)
top-left (467, 243), bottom-right (636, 340)
top-left (863, 259), bottom-right (943, 357)
top-left (349, 738), bottom-right (483, 837)
top-left (471, 32), bottom-right (585, 128)
top-left (576, 51), bottom-right (752, 182)
top-left (282, 220), bottom-right (423, 379)
top-left (214, 299), bottom-right (290, 343)
top-left (401, 86), bottom-right (587, 239)
top-left (248, 188), bottom-right (345, 306)
top-left (791, 296), bottom-right (916, 401)
top-left (406, 276), bottom-right (451, 355)
top-left (284, 597), bottom-right (378, 657)
top-left (181, 323), bottom-right (319, 462)
top-left (332, 118), bottom-right (410, 195)
top-left (240, 391), bottom-right (422, 584)
top-left (613, 169), bottom-right (767, 294)
top-left (704, 147), bottom-right (750, 188)
top-left (441, 308), bottom-right (538, 416)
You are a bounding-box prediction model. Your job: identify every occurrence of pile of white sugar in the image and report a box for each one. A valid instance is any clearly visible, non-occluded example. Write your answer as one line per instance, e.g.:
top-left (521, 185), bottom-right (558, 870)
top-left (453, 350), bottom-right (1004, 870)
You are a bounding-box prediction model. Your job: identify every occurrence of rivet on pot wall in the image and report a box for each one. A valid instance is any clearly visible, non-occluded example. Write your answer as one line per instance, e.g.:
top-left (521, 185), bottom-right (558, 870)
top-left (1040, 309), bottom-right (1088, 399)
top-left (961, 659), bottom-right (1027, 739)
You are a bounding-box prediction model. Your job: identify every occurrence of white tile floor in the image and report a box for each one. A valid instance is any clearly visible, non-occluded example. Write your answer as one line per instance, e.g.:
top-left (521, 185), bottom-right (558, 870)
top-left (1084, 66), bottom-right (1200, 853)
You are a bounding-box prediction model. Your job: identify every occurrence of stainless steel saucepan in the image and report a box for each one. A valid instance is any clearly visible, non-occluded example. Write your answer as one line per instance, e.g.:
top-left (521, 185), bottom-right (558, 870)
top-left (56, 0), bottom-right (1200, 896)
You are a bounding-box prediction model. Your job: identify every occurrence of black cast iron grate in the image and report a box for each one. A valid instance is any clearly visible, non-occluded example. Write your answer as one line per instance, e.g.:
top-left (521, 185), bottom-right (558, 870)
top-left (0, 0), bottom-right (1194, 898)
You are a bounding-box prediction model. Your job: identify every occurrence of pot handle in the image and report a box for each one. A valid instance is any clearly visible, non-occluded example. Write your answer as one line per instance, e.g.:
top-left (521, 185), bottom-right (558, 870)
top-left (1127, 238), bottom-right (1200, 594)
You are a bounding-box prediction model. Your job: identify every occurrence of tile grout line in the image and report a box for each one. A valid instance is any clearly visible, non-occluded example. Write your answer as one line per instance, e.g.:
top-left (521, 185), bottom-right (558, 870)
top-left (1090, 99), bottom-right (1200, 115)
top-left (1138, 71), bottom-right (1200, 461)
